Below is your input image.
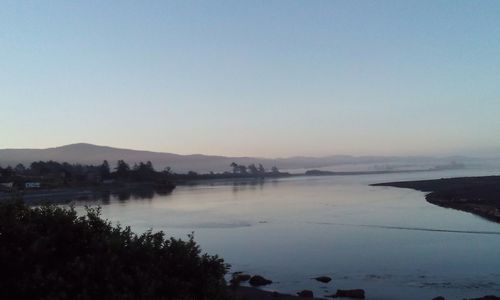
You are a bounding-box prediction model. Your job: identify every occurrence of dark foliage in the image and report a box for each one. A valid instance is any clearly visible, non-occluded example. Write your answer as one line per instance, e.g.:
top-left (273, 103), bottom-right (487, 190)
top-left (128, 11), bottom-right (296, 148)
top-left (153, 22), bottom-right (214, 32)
top-left (0, 201), bottom-right (229, 300)
top-left (0, 160), bottom-right (175, 191)
top-left (0, 160), bottom-right (287, 192)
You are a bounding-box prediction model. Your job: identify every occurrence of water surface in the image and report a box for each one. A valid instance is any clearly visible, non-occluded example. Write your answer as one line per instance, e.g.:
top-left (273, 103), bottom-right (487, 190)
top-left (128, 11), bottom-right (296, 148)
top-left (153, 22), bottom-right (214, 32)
top-left (74, 169), bottom-right (500, 299)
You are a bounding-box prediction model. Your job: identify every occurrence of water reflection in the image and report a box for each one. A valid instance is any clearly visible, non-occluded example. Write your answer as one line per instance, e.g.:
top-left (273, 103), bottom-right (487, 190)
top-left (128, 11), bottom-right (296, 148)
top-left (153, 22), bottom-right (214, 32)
top-left (101, 190), bottom-right (111, 204)
top-left (231, 179), bottom-right (265, 193)
top-left (56, 187), bottom-right (175, 205)
top-left (176, 178), bottom-right (273, 193)
top-left (71, 169), bottom-right (500, 300)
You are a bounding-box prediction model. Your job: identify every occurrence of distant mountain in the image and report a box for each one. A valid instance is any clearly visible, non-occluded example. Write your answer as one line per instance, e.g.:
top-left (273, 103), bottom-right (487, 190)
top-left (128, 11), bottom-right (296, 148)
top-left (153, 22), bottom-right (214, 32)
top-left (0, 143), bottom-right (474, 173)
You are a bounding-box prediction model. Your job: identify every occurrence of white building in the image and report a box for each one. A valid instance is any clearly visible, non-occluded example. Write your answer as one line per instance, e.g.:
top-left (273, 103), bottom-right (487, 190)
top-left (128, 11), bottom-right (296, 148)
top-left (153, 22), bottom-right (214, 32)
top-left (25, 182), bottom-right (41, 189)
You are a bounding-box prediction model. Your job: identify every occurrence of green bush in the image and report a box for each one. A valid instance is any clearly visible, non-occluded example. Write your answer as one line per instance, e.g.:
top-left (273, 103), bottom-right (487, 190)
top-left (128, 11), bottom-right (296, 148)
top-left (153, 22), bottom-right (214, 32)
top-left (0, 201), bottom-right (229, 300)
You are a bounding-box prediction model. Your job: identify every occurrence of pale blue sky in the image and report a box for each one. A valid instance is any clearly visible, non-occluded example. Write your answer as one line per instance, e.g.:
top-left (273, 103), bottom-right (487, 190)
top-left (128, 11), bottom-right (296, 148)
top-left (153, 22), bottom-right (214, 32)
top-left (1, 0), bottom-right (499, 157)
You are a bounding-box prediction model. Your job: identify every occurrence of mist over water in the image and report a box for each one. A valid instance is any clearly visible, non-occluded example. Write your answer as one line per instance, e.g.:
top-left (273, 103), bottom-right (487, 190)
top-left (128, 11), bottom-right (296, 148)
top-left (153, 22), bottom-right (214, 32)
top-left (73, 168), bottom-right (500, 299)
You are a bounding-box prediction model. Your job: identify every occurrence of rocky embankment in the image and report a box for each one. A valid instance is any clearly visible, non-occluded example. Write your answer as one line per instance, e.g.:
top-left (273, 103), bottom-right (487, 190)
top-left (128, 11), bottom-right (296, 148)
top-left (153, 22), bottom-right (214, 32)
top-left (228, 273), bottom-right (366, 299)
top-left (228, 272), bottom-right (499, 300)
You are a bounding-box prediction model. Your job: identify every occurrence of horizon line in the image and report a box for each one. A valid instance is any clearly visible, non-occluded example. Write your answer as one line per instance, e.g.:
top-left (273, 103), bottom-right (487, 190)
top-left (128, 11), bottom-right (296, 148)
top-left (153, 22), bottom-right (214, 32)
top-left (0, 142), bottom-right (493, 160)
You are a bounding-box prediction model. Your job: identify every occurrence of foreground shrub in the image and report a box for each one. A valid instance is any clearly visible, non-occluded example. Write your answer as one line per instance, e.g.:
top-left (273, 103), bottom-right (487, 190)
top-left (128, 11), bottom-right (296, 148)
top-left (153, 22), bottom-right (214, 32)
top-left (0, 201), bottom-right (229, 300)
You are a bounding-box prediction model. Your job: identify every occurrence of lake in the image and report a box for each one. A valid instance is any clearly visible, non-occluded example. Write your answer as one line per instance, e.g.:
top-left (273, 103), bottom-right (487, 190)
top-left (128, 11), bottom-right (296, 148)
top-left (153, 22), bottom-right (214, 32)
top-left (73, 168), bottom-right (500, 300)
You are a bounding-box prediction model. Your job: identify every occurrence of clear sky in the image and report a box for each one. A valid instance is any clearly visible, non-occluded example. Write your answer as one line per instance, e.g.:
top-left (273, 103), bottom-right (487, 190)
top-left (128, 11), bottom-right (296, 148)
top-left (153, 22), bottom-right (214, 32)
top-left (1, 0), bottom-right (499, 157)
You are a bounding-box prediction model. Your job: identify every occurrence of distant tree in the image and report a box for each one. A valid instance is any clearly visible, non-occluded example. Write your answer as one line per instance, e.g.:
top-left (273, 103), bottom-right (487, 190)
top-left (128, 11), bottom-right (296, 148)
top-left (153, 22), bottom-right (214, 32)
top-left (0, 166), bottom-right (13, 178)
top-left (3, 166), bottom-right (14, 178)
top-left (115, 160), bottom-right (130, 179)
top-left (187, 171), bottom-right (198, 177)
top-left (230, 162), bottom-right (238, 174)
top-left (271, 166), bottom-right (280, 174)
top-left (163, 166), bottom-right (172, 175)
top-left (145, 161), bottom-right (154, 171)
top-left (100, 160), bottom-right (110, 180)
top-left (258, 164), bottom-right (265, 174)
top-left (133, 161), bottom-right (156, 181)
top-left (237, 165), bottom-right (247, 174)
top-left (30, 161), bottom-right (49, 176)
top-left (247, 164), bottom-right (259, 175)
top-left (62, 162), bottom-right (73, 175)
top-left (14, 164), bottom-right (26, 174)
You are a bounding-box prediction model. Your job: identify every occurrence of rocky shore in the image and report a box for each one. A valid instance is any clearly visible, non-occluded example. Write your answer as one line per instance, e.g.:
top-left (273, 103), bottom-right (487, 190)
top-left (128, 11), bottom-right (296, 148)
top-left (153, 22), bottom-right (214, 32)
top-left (372, 175), bottom-right (500, 223)
top-left (229, 286), bottom-right (324, 300)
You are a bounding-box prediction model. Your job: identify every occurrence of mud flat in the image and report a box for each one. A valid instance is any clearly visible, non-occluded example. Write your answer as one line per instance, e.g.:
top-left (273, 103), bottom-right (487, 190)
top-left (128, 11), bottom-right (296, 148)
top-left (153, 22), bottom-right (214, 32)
top-left (373, 176), bottom-right (500, 223)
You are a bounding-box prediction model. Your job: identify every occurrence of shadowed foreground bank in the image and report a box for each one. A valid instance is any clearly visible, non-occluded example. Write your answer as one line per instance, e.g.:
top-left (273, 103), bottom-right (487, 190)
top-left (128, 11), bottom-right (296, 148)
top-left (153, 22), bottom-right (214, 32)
top-left (0, 201), bottom-right (499, 300)
top-left (372, 176), bottom-right (500, 223)
top-left (0, 200), bottom-right (329, 300)
top-left (0, 201), bottom-right (229, 300)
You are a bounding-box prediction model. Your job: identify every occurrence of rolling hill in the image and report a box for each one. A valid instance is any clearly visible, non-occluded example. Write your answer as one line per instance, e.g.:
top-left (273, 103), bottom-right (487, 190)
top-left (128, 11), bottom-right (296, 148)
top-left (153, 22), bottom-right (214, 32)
top-left (0, 143), bottom-right (472, 173)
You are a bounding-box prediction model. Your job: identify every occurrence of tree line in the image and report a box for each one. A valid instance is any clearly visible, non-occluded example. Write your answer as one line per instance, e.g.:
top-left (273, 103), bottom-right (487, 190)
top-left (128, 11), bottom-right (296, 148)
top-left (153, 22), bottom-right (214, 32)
top-left (0, 160), bottom-right (172, 188)
top-left (0, 160), bottom-right (286, 190)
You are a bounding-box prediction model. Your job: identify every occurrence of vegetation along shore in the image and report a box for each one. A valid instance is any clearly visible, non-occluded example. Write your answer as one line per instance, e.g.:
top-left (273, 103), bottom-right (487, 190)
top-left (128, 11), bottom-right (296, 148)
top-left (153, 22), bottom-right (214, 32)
top-left (0, 159), bottom-right (464, 203)
top-left (0, 160), bottom-right (291, 203)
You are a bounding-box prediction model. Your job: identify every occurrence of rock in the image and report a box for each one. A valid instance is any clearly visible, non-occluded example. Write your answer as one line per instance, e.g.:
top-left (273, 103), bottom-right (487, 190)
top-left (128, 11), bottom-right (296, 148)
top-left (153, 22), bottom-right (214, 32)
top-left (327, 289), bottom-right (365, 299)
top-left (249, 275), bottom-right (273, 286)
top-left (239, 274), bottom-right (251, 281)
top-left (297, 290), bottom-right (314, 298)
top-left (468, 296), bottom-right (500, 300)
top-left (315, 276), bottom-right (332, 283)
top-left (229, 273), bottom-right (251, 286)
top-left (432, 297), bottom-right (445, 300)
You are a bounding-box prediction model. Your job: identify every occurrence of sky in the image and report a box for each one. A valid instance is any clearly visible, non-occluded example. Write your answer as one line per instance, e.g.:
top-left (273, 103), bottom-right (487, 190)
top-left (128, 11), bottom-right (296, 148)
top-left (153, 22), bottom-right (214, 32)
top-left (1, 0), bottom-right (500, 158)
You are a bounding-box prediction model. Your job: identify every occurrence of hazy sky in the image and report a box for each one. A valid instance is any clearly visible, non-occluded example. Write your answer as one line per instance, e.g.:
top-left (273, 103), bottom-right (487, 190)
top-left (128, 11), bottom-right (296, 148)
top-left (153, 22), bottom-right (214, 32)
top-left (1, 1), bottom-right (499, 157)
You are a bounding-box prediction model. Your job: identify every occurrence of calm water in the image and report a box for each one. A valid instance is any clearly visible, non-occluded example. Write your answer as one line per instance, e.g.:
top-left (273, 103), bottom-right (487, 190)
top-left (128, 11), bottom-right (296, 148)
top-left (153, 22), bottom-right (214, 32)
top-left (74, 169), bottom-right (500, 300)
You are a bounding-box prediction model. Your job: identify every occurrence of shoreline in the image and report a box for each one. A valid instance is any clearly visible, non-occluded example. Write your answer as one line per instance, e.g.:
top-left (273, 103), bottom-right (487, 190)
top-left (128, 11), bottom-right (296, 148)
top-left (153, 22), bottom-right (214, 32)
top-left (0, 182), bottom-right (175, 204)
top-left (229, 286), bottom-right (326, 300)
top-left (372, 175), bottom-right (500, 223)
top-left (1, 167), bottom-right (463, 204)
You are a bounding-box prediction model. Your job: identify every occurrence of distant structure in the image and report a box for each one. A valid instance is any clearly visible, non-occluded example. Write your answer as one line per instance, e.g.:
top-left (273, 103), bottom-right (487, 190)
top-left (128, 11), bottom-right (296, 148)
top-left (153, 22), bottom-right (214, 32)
top-left (25, 182), bottom-right (41, 189)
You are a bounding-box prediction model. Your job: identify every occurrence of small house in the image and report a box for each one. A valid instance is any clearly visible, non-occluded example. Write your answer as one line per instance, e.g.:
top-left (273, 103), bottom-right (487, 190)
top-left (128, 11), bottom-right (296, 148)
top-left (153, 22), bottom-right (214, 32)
top-left (25, 182), bottom-right (41, 189)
